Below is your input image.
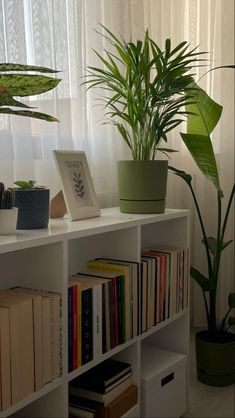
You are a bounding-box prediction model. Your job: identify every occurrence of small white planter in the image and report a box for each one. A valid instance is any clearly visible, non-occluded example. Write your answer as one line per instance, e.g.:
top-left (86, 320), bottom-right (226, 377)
top-left (0, 207), bottom-right (18, 235)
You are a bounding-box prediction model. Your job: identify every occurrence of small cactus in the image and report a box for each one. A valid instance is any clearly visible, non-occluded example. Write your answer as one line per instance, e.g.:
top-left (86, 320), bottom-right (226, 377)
top-left (0, 182), bottom-right (5, 208)
top-left (0, 182), bottom-right (14, 209)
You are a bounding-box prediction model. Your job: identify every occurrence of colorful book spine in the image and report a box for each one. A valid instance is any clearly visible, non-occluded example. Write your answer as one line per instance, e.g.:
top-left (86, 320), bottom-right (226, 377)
top-left (81, 288), bottom-right (93, 364)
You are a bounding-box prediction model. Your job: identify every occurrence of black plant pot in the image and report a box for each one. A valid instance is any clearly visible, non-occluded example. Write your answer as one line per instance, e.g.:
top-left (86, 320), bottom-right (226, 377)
top-left (195, 330), bottom-right (235, 386)
top-left (14, 188), bottom-right (50, 229)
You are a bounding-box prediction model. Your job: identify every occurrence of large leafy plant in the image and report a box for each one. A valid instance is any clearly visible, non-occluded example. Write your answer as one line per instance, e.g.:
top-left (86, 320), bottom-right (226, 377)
top-left (170, 81), bottom-right (235, 334)
top-left (0, 63), bottom-right (61, 121)
top-left (84, 25), bottom-right (207, 160)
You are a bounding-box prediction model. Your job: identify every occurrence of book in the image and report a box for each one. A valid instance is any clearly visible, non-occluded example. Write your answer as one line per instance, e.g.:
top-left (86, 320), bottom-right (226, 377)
top-left (69, 374), bottom-right (133, 406)
top-left (76, 271), bottom-right (121, 349)
top-left (11, 287), bottom-right (44, 390)
top-left (87, 260), bottom-right (131, 341)
top-left (0, 290), bottom-right (34, 404)
top-left (10, 287), bottom-right (56, 384)
top-left (141, 256), bottom-right (156, 329)
top-left (68, 284), bottom-right (74, 372)
top-left (140, 260), bottom-right (147, 332)
top-left (69, 405), bottom-right (95, 418)
top-left (71, 276), bottom-right (108, 359)
top-left (0, 307), bottom-right (11, 410)
top-left (96, 258), bottom-right (139, 338)
top-left (70, 358), bottom-right (131, 392)
top-left (70, 384), bottom-right (138, 418)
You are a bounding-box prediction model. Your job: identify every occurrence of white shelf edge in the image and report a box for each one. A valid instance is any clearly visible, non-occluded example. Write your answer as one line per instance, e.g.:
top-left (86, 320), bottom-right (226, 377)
top-left (0, 378), bottom-right (62, 418)
top-left (68, 309), bottom-right (189, 382)
top-left (0, 208), bottom-right (190, 254)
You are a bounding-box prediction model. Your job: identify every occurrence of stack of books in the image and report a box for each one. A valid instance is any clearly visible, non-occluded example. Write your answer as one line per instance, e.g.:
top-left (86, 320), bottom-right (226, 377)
top-left (69, 358), bottom-right (138, 418)
top-left (68, 249), bottom-right (188, 370)
top-left (0, 287), bottom-right (61, 411)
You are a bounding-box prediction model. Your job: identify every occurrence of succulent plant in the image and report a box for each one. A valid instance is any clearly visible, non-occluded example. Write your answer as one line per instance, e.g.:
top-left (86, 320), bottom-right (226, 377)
top-left (14, 180), bottom-right (45, 189)
top-left (0, 182), bottom-right (14, 209)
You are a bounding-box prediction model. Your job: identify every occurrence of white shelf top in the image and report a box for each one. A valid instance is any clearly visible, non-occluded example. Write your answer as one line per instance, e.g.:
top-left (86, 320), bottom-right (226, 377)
top-left (0, 207), bottom-right (189, 254)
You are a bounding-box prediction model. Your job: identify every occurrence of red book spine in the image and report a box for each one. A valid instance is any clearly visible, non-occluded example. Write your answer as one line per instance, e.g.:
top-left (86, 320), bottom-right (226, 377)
top-left (72, 285), bottom-right (78, 370)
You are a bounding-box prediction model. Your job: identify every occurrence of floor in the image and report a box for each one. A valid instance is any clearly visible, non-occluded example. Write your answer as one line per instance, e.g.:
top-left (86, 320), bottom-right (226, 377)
top-left (183, 328), bottom-right (235, 418)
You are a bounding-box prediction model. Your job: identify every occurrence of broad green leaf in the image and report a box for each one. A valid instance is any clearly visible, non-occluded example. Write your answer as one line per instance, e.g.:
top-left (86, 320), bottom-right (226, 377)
top-left (0, 74), bottom-right (61, 97)
top-left (228, 293), bottom-right (235, 308)
top-left (190, 266), bottom-right (213, 291)
top-left (0, 93), bottom-right (32, 108)
top-left (0, 107), bottom-right (59, 122)
top-left (168, 165), bottom-right (192, 184)
top-left (180, 132), bottom-right (222, 193)
top-left (0, 63), bottom-right (60, 73)
top-left (201, 236), bottom-right (233, 255)
top-left (186, 83), bottom-right (222, 136)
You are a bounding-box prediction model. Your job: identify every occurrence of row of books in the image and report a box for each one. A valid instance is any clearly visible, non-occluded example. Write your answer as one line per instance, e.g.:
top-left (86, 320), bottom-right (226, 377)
top-left (0, 287), bottom-right (61, 411)
top-left (68, 247), bottom-right (188, 370)
top-left (69, 358), bottom-right (138, 418)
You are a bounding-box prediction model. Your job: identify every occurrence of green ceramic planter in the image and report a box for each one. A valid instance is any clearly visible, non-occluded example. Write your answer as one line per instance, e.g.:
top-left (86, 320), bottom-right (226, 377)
top-left (117, 160), bottom-right (168, 214)
top-left (195, 330), bottom-right (235, 386)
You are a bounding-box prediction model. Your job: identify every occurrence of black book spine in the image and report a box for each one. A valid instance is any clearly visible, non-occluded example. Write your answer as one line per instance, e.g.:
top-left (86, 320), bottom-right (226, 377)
top-left (102, 283), bottom-right (106, 353)
top-left (82, 288), bottom-right (93, 364)
top-left (68, 286), bottom-right (73, 372)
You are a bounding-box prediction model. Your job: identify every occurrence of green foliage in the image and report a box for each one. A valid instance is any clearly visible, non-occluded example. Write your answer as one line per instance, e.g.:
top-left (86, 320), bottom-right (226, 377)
top-left (169, 65), bottom-right (235, 333)
top-left (0, 63), bottom-right (61, 121)
top-left (84, 25), bottom-right (207, 160)
top-left (14, 180), bottom-right (44, 189)
top-left (0, 182), bottom-right (14, 209)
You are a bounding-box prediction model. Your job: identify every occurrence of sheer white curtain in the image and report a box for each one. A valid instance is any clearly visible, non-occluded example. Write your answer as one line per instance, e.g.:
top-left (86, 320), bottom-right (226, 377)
top-left (0, 0), bottom-right (234, 325)
top-left (142, 0), bottom-right (234, 326)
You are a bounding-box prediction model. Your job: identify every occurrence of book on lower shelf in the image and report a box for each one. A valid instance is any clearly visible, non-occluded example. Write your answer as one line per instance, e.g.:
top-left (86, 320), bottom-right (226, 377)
top-left (69, 384), bottom-right (138, 418)
top-left (69, 358), bottom-right (132, 400)
top-left (0, 287), bottom-right (62, 412)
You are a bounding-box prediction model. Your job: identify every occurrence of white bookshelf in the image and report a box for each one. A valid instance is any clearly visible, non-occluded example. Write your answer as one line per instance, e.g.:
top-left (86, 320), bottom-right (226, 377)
top-left (0, 207), bottom-right (190, 418)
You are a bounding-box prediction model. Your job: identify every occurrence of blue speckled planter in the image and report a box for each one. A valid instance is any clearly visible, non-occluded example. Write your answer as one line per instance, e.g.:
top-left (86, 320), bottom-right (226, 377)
top-left (14, 188), bottom-right (50, 229)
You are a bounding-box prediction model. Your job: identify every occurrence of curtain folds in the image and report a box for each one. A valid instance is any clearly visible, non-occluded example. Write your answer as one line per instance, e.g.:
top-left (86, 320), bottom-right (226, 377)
top-left (0, 0), bottom-right (234, 325)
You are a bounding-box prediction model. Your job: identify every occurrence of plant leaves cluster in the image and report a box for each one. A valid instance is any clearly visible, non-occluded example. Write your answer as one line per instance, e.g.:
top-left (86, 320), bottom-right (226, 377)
top-left (0, 64), bottom-right (61, 121)
top-left (84, 25), bottom-right (207, 160)
top-left (169, 65), bottom-right (235, 333)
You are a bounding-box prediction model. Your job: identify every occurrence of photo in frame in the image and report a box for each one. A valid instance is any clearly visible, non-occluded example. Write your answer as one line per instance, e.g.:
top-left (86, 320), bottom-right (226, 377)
top-left (53, 150), bottom-right (100, 220)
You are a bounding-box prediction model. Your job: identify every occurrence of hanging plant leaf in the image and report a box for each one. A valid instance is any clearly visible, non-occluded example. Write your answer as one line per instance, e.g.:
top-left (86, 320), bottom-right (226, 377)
top-left (168, 165), bottom-right (192, 185)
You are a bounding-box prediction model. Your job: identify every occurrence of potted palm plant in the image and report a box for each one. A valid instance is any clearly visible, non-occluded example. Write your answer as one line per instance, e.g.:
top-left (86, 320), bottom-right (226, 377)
top-left (0, 182), bottom-right (17, 234)
top-left (170, 81), bottom-right (235, 386)
top-left (84, 25), bottom-right (207, 213)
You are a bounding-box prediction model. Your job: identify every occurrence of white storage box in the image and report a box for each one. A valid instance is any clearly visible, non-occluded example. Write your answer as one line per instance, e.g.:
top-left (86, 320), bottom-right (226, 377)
top-left (141, 345), bottom-right (187, 418)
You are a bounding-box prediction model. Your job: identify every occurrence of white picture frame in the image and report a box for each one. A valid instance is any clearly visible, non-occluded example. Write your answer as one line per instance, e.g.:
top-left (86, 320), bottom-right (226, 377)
top-left (53, 150), bottom-right (100, 220)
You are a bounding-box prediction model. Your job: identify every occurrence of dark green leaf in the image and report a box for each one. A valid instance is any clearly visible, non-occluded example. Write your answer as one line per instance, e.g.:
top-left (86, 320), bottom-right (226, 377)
top-left (169, 165), bottom-right (192, 184)
top-left (228, 316), bottom-right (235, 326)
top-left (0, 74), bottom-right (61, 97)
top-left (0, 108), bottom-right (59, 122)
top-left (0, 63), bottom-right (60, 73)
top-left (201, 237), bottom-right (233, 255)
top-left (190, 266), bottom-right (213, 291)
top-left (228, 293), bottom-right (235, 308)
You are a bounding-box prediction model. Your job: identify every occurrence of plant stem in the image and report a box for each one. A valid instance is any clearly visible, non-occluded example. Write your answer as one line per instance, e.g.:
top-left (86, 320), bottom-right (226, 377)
top-left (220, 307), bottom-right (232, 331)
top-left (209, 191), bottom-right (222, 331)
top-left (221, 184), bottom-right (235, 245)
top-left (188, 183), bottom-right (213, 279)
